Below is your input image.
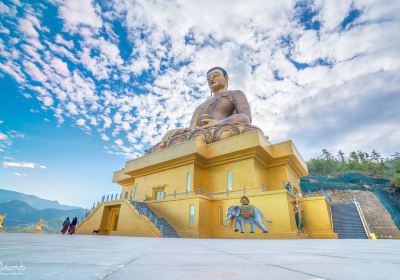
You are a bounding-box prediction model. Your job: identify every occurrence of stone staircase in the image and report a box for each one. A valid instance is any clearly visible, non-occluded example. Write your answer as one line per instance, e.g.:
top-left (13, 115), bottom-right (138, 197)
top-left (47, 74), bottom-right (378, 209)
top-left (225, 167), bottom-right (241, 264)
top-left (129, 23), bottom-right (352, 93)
top-left (331, 203), bottom-right (368, 239)
top-left (131, 201), bottom-right (179, 238)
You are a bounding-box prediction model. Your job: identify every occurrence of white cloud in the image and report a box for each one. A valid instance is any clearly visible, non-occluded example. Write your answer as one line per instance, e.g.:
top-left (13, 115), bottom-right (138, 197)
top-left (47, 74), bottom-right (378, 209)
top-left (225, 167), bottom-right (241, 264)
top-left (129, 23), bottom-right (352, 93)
top-left (55, 34), bottom-right (74, 49)
top-left (14, 172), bottom-right (28, 176)
top-left (19, 18), bottom-right (39, 38)
top-left (101, 134), bottom-right (109, 141)
top-left (23, 60), bottom-right (47, 82)
top-left (0, 132), bottom-right (8, 141)
top-left (3, 161), bottom-right (47, 169)
top-left (114, 139), bottom-right (123, 146)
top-left (51, 57), bottom-right (70, 76)
top-left (0, 0), bottom-right (399, 160)
top-left (59, 0), bottom-right (102, 32)
top-left (76, 118), bottom-right (85, 126)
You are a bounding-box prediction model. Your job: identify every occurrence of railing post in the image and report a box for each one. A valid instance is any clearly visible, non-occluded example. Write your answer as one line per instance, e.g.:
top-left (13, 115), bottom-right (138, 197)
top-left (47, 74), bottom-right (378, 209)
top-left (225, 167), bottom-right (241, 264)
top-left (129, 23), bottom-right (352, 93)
top-left (226, 187), bottom-right (229, 197)
top-left (243, 186), bottom-right (246, 195)
top-left (354, 201), bottom-right (371, 237)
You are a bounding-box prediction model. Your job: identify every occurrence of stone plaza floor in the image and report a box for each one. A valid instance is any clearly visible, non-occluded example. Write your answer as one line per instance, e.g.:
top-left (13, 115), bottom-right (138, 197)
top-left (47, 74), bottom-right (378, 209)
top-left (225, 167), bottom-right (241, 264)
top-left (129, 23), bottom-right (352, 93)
top-left (0, 233), bottom-right (399, 280)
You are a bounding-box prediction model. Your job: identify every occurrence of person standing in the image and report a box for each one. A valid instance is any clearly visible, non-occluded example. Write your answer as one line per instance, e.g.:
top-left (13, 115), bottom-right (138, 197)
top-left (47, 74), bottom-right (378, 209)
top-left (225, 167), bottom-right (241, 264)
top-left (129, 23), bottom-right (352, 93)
top-left (61, 217), bottom-right (70, 234)
top-left (68, 217), bottom-right (78, 235)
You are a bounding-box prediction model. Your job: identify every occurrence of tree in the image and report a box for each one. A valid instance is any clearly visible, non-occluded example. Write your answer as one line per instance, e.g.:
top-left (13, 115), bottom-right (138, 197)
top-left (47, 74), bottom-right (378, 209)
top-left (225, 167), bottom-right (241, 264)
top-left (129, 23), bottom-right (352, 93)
top-left (349, 151), bottom-right (359, 163)
top-left (348, 151), bottom-right (360, 170)
top-left (337, 150), bottom-right (346, 163)
top-left (391, 173), bottom-right (400, 192)
top-left (321, 149), bottom-right (333, 161)
top-left (371, 150), bottom-right (381, 164)
top-left (357, 150), bottom-right (366, 163)
top-left (393, 158), bottom-right (400, 174)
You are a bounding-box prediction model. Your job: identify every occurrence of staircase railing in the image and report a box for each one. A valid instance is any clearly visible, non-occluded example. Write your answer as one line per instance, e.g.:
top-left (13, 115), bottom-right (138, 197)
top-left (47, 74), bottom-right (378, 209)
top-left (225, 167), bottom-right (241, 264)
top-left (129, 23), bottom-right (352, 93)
top-left (354, 200), bottom-right (371, 237)
top-left (132, 201), bottom-right (164, 234)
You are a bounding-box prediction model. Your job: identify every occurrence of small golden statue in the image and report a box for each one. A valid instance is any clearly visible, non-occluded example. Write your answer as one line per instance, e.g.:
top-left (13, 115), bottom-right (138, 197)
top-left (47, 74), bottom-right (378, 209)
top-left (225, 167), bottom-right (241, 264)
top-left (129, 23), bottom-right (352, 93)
top-left (0, 214), bottom-right (5, 233)
top-left (34, 218), bottom-right (44, 233)
top-left (146, 67), bottom-right (262, 153)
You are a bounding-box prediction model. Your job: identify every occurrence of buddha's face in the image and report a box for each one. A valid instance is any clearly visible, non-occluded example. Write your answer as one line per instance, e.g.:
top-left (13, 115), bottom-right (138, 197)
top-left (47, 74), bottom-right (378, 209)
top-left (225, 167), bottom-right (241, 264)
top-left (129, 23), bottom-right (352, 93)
top-left (207, 69), bottom-right (228, 93)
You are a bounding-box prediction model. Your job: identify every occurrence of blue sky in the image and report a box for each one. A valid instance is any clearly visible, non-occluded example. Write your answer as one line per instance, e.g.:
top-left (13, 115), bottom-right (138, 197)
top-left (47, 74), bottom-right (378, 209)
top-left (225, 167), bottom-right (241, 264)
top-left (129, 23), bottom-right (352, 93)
top-left (1, 0), bottom-right (399, 207)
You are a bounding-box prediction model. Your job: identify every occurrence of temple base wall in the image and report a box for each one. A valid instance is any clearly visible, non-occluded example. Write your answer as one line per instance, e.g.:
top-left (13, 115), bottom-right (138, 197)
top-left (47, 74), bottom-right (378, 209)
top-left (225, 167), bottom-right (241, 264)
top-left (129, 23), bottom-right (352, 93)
top-left (79, 131), bottom-right (337, 239)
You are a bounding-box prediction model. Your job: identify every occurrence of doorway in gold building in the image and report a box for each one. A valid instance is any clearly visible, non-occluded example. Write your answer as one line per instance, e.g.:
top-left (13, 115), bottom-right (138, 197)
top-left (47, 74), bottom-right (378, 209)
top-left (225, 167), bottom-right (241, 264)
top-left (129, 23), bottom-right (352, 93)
top-left (100, 205), bottom-right (121, 235)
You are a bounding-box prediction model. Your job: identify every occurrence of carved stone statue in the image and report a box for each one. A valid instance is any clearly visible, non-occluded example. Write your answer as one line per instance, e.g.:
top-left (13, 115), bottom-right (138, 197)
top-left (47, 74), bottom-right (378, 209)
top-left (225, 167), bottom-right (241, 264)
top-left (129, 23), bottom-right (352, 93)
top-left (146, 67), bottom-right (262, 153)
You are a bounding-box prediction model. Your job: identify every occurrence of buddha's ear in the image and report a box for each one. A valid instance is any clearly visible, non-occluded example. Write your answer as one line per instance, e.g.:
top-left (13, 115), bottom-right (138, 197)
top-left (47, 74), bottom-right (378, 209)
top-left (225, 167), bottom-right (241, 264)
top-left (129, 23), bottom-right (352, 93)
top-left (224, 75), bottom-right (229, 83)
top-left (224, 75), bottom-right (229, 90)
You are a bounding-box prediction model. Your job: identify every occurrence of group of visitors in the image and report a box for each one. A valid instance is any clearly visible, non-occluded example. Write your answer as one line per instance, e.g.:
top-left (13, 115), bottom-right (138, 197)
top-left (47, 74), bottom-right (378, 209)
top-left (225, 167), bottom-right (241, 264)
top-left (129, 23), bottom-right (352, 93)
top-left (61, 217), bottom-right (78, 235)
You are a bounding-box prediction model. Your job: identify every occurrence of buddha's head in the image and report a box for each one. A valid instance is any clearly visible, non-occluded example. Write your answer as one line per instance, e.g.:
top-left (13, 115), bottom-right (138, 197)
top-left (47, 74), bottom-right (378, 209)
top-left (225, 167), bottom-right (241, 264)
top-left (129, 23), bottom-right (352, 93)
top-left (207, 66), bottom-right (229, 93)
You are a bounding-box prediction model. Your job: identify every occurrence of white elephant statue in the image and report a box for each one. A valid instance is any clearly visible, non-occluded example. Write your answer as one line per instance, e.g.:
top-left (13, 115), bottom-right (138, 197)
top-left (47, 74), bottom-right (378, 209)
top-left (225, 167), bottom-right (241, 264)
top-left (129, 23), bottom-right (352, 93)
top-left (225, 205), bottom-right (270, 233)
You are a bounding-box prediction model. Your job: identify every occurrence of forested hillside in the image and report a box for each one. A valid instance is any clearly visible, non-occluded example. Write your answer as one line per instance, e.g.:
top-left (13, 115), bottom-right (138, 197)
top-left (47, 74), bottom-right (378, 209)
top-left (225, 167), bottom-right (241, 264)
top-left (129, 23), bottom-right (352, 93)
top-left (302, 149), bottom-right (400, 230)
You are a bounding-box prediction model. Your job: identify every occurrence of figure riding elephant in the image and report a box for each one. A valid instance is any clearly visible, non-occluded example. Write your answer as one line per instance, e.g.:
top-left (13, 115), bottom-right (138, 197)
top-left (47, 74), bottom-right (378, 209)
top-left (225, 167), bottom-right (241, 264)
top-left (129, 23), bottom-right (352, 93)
top-left (225, 205), bottom-right (270, 233)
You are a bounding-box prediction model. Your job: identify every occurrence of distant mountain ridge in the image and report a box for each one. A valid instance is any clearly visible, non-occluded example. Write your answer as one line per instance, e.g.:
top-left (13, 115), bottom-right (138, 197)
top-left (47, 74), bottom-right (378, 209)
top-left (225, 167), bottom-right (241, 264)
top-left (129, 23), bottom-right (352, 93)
top-left (0, 200), bottom-right (85, 232)
top-left (0, 189), bottom-right (80, 210)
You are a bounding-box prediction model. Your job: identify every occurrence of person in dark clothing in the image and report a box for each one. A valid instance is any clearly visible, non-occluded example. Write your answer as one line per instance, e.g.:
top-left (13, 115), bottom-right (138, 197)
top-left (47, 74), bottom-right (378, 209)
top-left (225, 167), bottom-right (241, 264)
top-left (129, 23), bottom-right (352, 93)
top-left (68, 217), bottom-right (78, 235)
top-left (61, 217), bottom-right (70, 234)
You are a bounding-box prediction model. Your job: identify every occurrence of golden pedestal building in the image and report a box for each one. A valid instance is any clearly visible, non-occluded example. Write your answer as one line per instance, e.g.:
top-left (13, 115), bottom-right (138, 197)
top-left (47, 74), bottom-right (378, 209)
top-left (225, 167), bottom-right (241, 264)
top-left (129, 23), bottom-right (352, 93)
top-left (77, 130), bottom-right (337, 239)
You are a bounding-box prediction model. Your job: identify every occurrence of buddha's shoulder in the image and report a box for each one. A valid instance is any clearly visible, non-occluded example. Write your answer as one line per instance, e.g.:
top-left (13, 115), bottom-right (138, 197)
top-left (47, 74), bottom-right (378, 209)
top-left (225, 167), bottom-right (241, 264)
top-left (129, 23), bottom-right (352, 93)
top-left (225, 90), bottom-right (246, 97)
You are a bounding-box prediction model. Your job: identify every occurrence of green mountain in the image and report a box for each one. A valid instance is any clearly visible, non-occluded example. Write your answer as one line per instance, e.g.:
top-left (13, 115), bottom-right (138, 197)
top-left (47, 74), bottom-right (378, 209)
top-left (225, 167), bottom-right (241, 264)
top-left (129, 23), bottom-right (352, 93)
top-left (0, 200), bottom-right (85, 233)
top-left (0, 189), bottom-right (80, 210)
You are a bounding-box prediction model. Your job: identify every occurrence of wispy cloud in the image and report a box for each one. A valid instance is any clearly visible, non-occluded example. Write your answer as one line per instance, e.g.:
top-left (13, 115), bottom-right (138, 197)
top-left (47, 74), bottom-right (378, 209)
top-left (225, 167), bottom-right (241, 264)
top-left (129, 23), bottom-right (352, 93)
top-left (0, 132), bottom-right (8, 141)
top-left (3, 162), bottom-right (47, 169)
top-left (0, 123), bottom-right (26, 159)
top-left (14, 172), bottom-right (28, 176)
top-left (0, 0), bottom-right (399, 159)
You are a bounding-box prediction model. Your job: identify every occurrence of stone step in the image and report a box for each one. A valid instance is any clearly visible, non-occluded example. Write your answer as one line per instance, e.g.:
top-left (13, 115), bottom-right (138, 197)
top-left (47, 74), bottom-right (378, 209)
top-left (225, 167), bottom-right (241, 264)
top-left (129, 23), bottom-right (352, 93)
top-left (131, 201), bottom-right (180, 238)
top-left (334, 228), bottom-right (365, 232)
top-left (339, 235), bottom-right (368, 239)
top-left (331, 203), bottom-right (368, 240)
top-left (334, 223), bottom-right (364, 227)
top-left (162, 230), bottom-right (178, 234)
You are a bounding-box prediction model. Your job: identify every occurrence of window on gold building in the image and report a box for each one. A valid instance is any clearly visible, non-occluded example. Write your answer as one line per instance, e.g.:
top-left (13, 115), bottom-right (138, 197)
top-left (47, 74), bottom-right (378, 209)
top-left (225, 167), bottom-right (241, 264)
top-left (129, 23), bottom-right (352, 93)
top-left (187, 171), bottom-right (192, 192)
top-left (227, 171), bottom-right (233, 191)
top-left (189, 204), bottom-right (195, 225)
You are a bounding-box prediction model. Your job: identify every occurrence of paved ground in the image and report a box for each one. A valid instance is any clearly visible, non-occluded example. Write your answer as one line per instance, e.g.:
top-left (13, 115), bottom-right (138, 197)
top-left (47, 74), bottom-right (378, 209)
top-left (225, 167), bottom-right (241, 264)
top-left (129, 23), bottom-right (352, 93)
top-left (0, 234), bottom-right (399, 280)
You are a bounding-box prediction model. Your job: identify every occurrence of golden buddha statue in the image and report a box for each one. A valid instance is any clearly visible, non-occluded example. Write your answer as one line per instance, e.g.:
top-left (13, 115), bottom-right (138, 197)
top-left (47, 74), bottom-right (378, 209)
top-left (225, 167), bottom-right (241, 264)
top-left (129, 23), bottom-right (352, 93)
top-left (146, 67), bottom-right (261, 153)
top-left (0, 214), bottom-right (5, 233)
top-left (34, 218), bottom-right (44, 233)
top-left (190, 66), bottom-right (252, 128)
